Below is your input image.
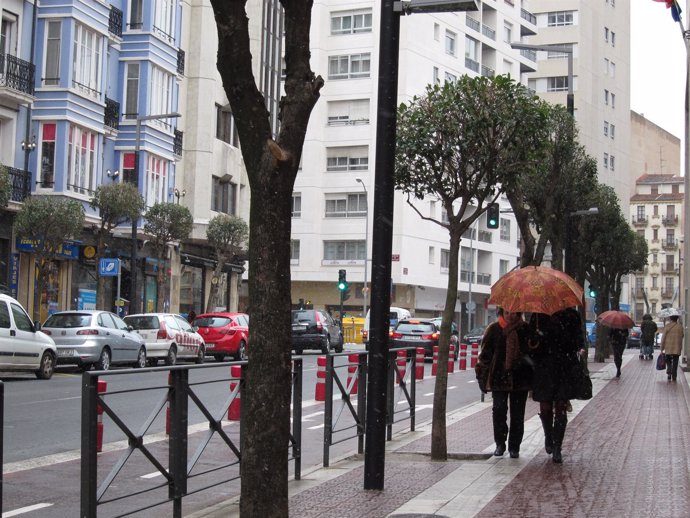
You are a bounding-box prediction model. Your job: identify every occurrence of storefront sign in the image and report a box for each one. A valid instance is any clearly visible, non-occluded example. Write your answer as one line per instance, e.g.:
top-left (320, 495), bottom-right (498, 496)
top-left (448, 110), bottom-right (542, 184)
top-left (78, 289), bottom-right (97, 310)
top-left (9, 253), bottom-right (19, 299)
top-left (15, 238), bottom-right (80, 260)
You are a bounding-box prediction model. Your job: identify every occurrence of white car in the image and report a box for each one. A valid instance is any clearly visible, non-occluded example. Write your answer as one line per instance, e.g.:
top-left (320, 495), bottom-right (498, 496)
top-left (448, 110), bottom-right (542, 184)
top-left (124, 313), bottom-right (205, 366)
top-left (0, 294), bottom-right (57, 379)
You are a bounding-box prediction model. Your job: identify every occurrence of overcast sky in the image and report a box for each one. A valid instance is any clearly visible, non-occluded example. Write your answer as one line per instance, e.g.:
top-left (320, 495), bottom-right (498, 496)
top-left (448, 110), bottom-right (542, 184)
top-left (630, 1), bottom-right (687, 172)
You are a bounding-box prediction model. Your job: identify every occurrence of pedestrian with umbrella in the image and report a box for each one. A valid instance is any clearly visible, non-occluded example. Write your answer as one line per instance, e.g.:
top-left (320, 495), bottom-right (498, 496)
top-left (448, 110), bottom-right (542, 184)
top-left (661, 314), bottom-right (684, 381)
top-left (597, 310), bottom-right (634, 378)
top-left (639, 314), bottom-right (657, 361)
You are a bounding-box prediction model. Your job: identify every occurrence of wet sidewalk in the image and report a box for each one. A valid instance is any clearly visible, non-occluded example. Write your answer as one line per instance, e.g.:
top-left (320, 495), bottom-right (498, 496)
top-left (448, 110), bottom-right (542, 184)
top-left (190, 351), bottom-right (690, 517)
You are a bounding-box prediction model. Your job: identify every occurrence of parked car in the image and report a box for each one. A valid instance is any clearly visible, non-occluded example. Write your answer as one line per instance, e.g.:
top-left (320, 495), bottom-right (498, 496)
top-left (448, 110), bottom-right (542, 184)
top-left (430, 317), bottom-right (460, 359)
top-left (361, 306), bottom-right (411, 346)
top-left (0, 294), bottom-right (57, 379)
top-left (461, 325), bottom-right (487, 346)
top-left (291, 309), bottom-right (343, 354)
top-left (42, 310), bottom-right (146, 371)
top-left (627, 326), bottom-right (642, 349)
top-left (192, 312), bottom-right (249, 361)
top-left (124, 313), bottom-right (205, 366)
top-left (391, 319), bottom-right (440, 358)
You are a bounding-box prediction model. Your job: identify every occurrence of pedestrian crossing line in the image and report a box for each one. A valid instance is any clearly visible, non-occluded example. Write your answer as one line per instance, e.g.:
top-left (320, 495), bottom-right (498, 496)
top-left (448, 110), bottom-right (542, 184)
top-left (141, 471), bottom-right (165, 479)
top-left (2, 503), bottom-right (54, 517)
top-left (303, 411), bottom-right (325, 419)
top-left (307, 424), bottom-right (325, 430)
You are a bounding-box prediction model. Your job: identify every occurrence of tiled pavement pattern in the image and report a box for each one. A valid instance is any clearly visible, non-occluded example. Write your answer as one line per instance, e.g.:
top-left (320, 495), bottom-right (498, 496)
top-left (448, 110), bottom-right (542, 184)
top-left (191, 353), bottom-right (690, 518)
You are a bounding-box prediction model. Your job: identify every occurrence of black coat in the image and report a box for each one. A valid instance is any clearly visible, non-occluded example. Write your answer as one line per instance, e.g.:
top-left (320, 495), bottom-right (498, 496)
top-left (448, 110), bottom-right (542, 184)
top-left (529, 309), bottom-right (584, 402)
top-left (476, 320), bottom-right (533, 392)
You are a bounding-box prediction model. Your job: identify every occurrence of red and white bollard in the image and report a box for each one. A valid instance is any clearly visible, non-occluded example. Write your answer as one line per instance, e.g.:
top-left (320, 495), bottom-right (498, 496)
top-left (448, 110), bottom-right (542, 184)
top-left (315, 356), bottom-right (327, 401)
top-left (96, 379), bottom-right (107, 453)
top-left (415, 347), bottom-right (425, 380)
top-left (228, 365), bottom-right (242, 421)
top-left (459, 343), bottom-right (468, 371)
top-left (470, 342), bottom-right (479, 368)
top-left (347, 353), bottom-right (359, 395)
top-left (396, 350), bottom-right (407, 383)
top-left (432, 345), bottom-right (439, 376)
top-left (448, 344), bottom-right (455, 374)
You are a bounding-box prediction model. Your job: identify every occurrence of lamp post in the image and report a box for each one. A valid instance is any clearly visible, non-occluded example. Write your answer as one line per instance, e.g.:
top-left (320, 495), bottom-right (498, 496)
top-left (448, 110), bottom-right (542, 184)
top-left (130, 112), bottom-right (181, 314)
top-left (510, 42), bottom-right (574, 117)
top-left (356, 177), bottom-right (369, 317)
top-left (364, 0), bottom-right (479, 491)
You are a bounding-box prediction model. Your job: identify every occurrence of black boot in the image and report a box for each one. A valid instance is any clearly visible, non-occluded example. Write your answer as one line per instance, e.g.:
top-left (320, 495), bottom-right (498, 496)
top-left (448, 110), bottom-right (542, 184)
top-left (539, 412), bottom-right (554, 454)
top-left (552, 413), bottom-right (568, 464)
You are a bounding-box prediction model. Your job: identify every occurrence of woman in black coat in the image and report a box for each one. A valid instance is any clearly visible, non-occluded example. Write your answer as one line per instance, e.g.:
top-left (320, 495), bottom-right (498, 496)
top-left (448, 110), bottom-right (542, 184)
top-left (475, 309), bottom-right (533, 459)
top-left (529, 307), bottom-right (585, 463)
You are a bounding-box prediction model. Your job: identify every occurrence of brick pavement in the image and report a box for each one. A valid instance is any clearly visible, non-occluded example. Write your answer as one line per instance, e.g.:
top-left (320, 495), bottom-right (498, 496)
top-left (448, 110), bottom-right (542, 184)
top-left (190, 352), bottom-right (690, 518)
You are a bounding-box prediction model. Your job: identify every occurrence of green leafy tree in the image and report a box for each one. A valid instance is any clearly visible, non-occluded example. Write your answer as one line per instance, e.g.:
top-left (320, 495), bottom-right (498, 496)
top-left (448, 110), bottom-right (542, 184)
top-left (205, 214), bottom-right (248, 313)
top-left (143, 203), bottom-right (193, 312)
top-left (89, 183), bottom-right (146, 310)
top-left (208, 2), bottom-right (323, 513)
top-left (13, 196), bottom-right (85, 320)
top-left (0, 165), bottom-right (11, 208)
top-left (395, 75), bottom-right (547, 460)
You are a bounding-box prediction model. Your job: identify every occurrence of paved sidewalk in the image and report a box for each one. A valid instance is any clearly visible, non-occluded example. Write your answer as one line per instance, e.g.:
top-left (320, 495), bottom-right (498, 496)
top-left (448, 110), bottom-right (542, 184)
top-left (190, 351), bottom-right (690, 517)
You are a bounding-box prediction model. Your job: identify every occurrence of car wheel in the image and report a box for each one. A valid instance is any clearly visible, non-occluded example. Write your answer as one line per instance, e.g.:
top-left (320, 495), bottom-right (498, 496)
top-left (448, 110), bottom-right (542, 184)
top-left (95, 348), bottom-right (111, 371)
top-left (35, 352), bottom-right (55, 380)
top-left (134, 347), bottom-right (147, 368)
top-left (335, 338), bottom-right (343, 354)
top-left (165, 345), bottom-right (177, 366)
top-left (321, 336), bottom-right (331, 354)
top-left (195, 345), bottom-right (205, 364)
top-left (236, 340), bottom-right (247, 361)
top-left (214, 354), bottom-right (226, 362)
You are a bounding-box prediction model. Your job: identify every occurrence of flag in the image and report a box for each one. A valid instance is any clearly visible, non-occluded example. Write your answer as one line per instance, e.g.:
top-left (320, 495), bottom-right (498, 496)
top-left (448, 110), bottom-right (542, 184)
top-left (653, 0), bottom-right (683, 23)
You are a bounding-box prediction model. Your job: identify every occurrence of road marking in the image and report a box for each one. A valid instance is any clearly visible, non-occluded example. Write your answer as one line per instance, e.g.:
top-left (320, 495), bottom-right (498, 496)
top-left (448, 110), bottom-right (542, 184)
top-left (307, 424), bottom-right (324, 430)
top-left (3, 503), bottom-right (53, 517)
top-left (448, 386), bottom-right (457, 390)
top-left (141, 471), bottom-right (165, 479)
top-left (303, 411), bottom-right (324, 419)
top-left (424, 392), bottom-right (434, 396)
top-left (467, 379), bottom-right (477, 384)
top-left (20, 396), bottom-right (81, 405)
top-left (415, 404), bottom-right (434, 411)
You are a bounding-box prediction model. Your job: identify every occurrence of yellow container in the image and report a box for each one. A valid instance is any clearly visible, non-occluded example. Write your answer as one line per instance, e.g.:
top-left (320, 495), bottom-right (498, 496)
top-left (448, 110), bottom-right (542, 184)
top-left (341, 316), bottom-right (365, 344)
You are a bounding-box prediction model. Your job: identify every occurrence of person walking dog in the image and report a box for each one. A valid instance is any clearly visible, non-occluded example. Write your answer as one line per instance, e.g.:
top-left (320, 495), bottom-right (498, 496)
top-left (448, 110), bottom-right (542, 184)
top-left (661, 315), bottom-right (684, 382)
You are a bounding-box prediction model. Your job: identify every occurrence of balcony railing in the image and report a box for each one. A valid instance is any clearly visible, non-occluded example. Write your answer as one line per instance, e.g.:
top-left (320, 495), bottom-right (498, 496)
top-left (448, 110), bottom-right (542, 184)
top-left (662, 239), bottom-right (678, 250)
top-left (109, 6), bottom-right (123, 37)
top-left (662, 263), bottom-right (677, 273)
top-left (0, 53), bottom-right (35, 96)
top-left (7, 166), bottom-right (31, 202)
top-left (520, 49), bottom-right (537, 62)
top-left (661, 290), bottom-right (675, 299)
top-left (662, 215), bottom-right (679, 226)
top-left (104, 97), bottom-right (120, 130)
top-left (478, 230), bottom-right (492, 243)
top-left (477, 273), bottom-right (492, 285)
top-left (521, 8), bottom-right (537, 25)
top-left (481, 65), bottom-right (495, 78)
top-left (465, 57), bottom-right (479, 73)
top-left (632, 215), bottom-right (648, 226)
top-left (481, 24), bottom-right (496, 40)
top-left (466, 17), bottom-right (480, 32)
top-left (174, 129), bottom-right (183, 157)
top-left (177, 48), bottom-right (185, 75)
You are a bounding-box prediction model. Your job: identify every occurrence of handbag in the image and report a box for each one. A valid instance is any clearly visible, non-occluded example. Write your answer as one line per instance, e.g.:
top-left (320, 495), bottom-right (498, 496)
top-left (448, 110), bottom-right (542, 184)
top-left (571, 356), bottom-right (592, 400)
top-left (656, 352), bottom-right (667, 371)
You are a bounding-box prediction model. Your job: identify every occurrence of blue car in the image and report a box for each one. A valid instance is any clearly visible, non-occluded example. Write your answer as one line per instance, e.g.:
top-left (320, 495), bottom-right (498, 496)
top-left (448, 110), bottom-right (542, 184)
top-left (586, 322), bottom-right (597, 347)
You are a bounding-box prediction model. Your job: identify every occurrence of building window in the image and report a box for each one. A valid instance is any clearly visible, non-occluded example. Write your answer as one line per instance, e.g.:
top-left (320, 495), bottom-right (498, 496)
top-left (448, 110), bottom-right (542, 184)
top-left (611, 93), bottom-right (616, 108)
top-left (665, 276), bottom-right (674, 292)
top-left (604, 58), bottom-right (609, 75)
top-left (40, 123), bottom-right (56, 188)
top-left (429, 200), bottom-right (436, 218)
top-left (637, 205), bottom-right (646, 219)
top-left (150, 67), bottom-right (174, 124)
top-left (441, 249), bottom-right (450, 271)
top-left (325, 193), bottom-right (367, 218)
top-left (1, 12), bottom-right (17, 56)
top-left (124, 63), bottom-right (140, 119)
top-left (216, 104), bottom-right (239, 145)
top-left (433, 66), bottom-right (440, 84)
top-left (673, 184), bottom-right (680, 194)
top-left (326, 146), bottom-right (369, 171)
top-left (465, 36), bottom-right (478, 60)
top-left (327, 99), bottom-right (370, 126)
top-left (610, 155), bottom-right (615, 171)
top-left (72, 24), bottom-right (102, 98)
top-left (500, 218), bottom-right (510, 242)
top-left (547, 76), bottom-right (569, 92)
top-left (153, 0), bottom-right (176, 42)
top-left (146, 154), bottom-right (169, 206)
top-left (604, 89), bottom-right (609, 105)
top-left (653, 205), bottom-right (659, 216)
top-left (604, 27), bottom-right (609, 42)
top-left (323, 240), bottom-right (366, 261)
top-left (328, 53), bottom-right (371, 79)
top-left (212, 176), bottom-right (237, 214)
top-left (503, 22), bottom-right (512, 44)
top-left (635, 276), bottom-right (644, 290)
top-left (547, 43), bottom-right (573, 59)
top-left (610, 62), bottom-right (615, 78)
top-left (129, 0), bottom-right (143, 29)
top-left (547, 11), bottom-right (574, 27)
top-left (653, 229), bottom-right (658, 241)
top-left (330, 9), bottom-right (372, 34)
top-left (604, 121), bottom-right (609, 136)
top-left (445, 30), bottom-right (457, 56)
top-left (429, 246), bottom-right (435, 264)
top-left (445, 72), bottom-right (457, 82)
top-left (499, 259), bottom-right (509, 277)
top-left (651, 184), bottom-right (659, 195)
top-left (290, 240), bottom-right (300, 264)
top-left (603, 153), bottom-right (609, 169)
top-left (67, 124), bottom-right (97, 195)
top-left (43, 21), bottom-right (61, 86)
top-left (610, 124), bottom-right (615, 139)
top-left (434, 23), bottom-right (440, 41)
top-left (123, 152), bottom-right (136, 185)
top-left (611, 32), bottom-right (616, 47)
top-left (292, 193), bottom-right (301, 218)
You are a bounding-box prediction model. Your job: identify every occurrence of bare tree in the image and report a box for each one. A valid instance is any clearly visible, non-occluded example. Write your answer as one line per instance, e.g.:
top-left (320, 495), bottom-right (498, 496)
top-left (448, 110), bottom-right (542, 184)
top-left (205, 214), bottom-right (248, 312)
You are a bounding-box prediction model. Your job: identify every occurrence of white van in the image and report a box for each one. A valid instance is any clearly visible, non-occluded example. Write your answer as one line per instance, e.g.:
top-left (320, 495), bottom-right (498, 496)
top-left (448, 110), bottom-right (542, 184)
top-left (361, 306), bottom-right (412, 345)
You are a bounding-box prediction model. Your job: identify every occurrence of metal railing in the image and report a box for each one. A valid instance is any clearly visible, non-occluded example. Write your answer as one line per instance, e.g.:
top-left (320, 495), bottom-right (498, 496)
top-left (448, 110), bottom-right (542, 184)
top-left (0, 53), bottom-right (35, 95)
top-left (465, 57), bottom-right (479, 73)
top-left (632, 215), bottom-right (648, 226)
top-left (177, 49), bottom-right (185, 75)
top-left (521, 8), bottom-right (537, 25)
top-left (109, 6), bottom-right (123, 37)
top-left (81, 360), bottom-right (303, 517)
top-left (104, 97), bottom-right (120, 130)
top-left (174, 129), bottom-right (183, 156)
top-left (386, 347), bottom-right (418, 440)
top-left (662, 215), bottom-right (679, 226)
top-left (466, 17), bottom-right (480, 32)
top-left (481, 24), bottom-right (496, 40)
top-left (481, 65), bottom-right (495, 78)
top-left (7, 166), bottom-right (31, 202)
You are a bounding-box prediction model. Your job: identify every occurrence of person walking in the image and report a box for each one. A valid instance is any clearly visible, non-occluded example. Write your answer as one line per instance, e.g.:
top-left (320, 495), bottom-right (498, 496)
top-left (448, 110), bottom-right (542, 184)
top-left (639, 314), bottom-right (657, 361)
top-left (475, 308), bottom-right (533, 459)
top-left (528, 308), bottom-right (585, 464)
top-left (661, 315), bottom-right (684, 381)
top-left (608, 327), bottom-right (628, 378)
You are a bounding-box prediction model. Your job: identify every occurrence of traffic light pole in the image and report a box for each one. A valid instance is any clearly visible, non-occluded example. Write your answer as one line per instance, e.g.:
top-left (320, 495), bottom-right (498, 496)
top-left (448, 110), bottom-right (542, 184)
top-left (340, 290), bottom-right (344, 323)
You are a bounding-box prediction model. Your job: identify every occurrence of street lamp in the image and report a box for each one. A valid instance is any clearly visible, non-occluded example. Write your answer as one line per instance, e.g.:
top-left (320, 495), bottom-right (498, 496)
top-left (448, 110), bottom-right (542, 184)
top-left (130, 112), bottom-right (181, 314)
top-left (356, 177), bottom-right (369, 318)
top-left (364, 0), bottom-right (479, 491)
top-left (510, 42), bottom-right (574, 116)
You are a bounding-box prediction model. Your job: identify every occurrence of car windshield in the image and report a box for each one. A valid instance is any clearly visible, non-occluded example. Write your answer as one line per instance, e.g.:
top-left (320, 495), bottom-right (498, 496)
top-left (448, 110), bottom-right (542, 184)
top-left (44, 313), bottom-right (92, 328)
top-left (124, 316), bottom-right (159, 330)
top-left (397, 323), bottom-right (435, 333)
top-left (194, 316), bottom-right (232, 328)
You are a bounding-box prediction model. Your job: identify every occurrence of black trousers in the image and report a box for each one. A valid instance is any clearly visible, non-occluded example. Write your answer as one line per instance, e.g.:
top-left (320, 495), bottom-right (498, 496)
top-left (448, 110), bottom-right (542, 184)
top-left (666, 354), bottom-right (680, 380)
top-left (492, 390), bottom-right (529, 451)
top-left (612, 343), bottom-right (625, 371)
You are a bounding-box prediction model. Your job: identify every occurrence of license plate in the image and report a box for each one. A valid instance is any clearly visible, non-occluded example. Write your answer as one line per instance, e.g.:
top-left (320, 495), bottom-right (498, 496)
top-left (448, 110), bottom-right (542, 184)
top-left (58, 349), bottom-right (75, 356)
top-left (404, 336), bottom-right (422, 340)
top-left (206, 343), bottom-right (215, 349)
top-left (292, 325), bottom-right (307, 331)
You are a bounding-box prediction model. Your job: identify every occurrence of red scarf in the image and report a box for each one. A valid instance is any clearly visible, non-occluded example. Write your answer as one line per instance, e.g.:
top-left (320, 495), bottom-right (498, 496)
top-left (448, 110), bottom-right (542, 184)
top-left (499, 315), bottom-right (522, 370)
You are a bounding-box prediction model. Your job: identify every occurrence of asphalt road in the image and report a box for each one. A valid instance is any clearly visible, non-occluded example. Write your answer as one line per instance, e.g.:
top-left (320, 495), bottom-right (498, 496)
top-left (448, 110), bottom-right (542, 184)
top-left (1, 350), bottom-right (483, 517)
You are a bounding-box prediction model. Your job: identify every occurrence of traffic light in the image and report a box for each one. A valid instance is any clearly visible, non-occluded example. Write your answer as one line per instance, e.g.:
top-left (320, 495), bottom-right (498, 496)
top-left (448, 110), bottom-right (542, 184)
top-left (588, 285), bottom-right (597, 298)
top-left (486, 203), bottom-right (500, 229)
top-left (338, 269), bottom-right (348, 291)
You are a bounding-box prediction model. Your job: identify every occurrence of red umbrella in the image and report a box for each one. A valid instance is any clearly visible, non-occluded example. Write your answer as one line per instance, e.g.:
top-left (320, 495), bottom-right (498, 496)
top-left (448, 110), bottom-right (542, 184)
top-left (597, 310), bottom-right (635, 329)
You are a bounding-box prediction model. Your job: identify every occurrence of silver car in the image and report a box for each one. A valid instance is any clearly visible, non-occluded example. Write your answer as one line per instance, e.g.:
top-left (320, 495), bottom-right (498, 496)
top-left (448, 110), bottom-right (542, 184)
top-left (42, 310), bottom-right (146, 371)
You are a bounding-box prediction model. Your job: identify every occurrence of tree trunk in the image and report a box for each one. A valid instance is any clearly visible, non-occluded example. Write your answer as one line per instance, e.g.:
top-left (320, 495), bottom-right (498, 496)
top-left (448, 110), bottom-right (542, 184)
top-left (431, 229), bottom-right (462, 460)
top-left (156, 248), bottom-right (167, 313)
top-left (96, 231), bottom-right (108, 310)
top-left (206, 260), bottom-right (226, 313)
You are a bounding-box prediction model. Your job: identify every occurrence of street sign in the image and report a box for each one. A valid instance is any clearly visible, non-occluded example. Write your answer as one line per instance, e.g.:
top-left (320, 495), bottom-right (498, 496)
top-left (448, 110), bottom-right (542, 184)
top-left (99, 258), bottom-right (120, 277)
